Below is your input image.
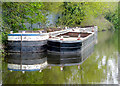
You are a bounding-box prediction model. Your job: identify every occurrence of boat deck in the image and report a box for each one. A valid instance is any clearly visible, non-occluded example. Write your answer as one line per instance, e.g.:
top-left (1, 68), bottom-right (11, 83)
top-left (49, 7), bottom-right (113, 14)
top-left (48, 31), bottom-right (94, 42)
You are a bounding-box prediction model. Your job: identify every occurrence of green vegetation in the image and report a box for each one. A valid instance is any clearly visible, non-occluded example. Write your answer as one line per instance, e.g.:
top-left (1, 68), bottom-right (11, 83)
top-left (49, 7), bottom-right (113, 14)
top-left (2, 2), bottom-right (47, 32)
top-left (2, 2), bottom-right (118, 31)
top-left (56, 2), bottom-right (85, 27)
top-left (1, 2), bottom-right (118, 43)
top-left (105, 8), bottom-right (118, 29)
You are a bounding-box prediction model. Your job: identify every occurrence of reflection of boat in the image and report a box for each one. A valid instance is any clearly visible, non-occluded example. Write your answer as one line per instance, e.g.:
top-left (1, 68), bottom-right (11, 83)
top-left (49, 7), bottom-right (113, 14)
top-left (7, 31), bottom-right (49, 53)
top-left (47, 52), bottom-right (82, 65)
top-left (47, 43), bottom-right (94, 66)
top-left (6, 52), bottom-right (46, 60)
top-left (6, 53), bottom-right (47, 72)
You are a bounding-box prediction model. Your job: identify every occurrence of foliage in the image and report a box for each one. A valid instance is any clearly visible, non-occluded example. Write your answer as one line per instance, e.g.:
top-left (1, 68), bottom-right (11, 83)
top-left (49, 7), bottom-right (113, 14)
top-left (43, 2), bottom-right (63, 14)
top-left (80, 15), bottom-right (114, 31)
top-left (1, 32), bottom-right (8, 45)
top-left (55, 2), bottom-right (118, 29)
top-left (2, 2), bottom-right (118, 33)
top-left (56, 2), bottom-right (85, 27)
top-left (2, 2), bottom-right (47, 32)
top-left (23, 2), bottom-right (47, 30)
top-left (83, 2), bottom-right (116, 18)
top-left (2, 2), bottom-right (21, 32)
top-left (105, 8), bottom-right (118, 29)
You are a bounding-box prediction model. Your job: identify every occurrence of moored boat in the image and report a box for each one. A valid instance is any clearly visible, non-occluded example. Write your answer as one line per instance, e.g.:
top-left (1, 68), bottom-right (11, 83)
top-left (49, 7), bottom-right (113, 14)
top-left (7, 26), bottom-right (98, 53)
top-left (7, 31), bottom-right (49, 53)
top-left (47, 26), bottom-right (97, 53)
top-left (47, 31), bottom-right (96, 53)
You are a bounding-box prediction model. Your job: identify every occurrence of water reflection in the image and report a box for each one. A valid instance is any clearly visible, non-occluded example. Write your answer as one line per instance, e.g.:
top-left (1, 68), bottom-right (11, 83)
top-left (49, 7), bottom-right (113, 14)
top-left (2, 31), bottom-right (118, 84)
top-left (5, 53), bottom-right (47, 72)
top-left (106, 58), bottom-right (118, 84)
top-left (5, 42), bottom-right (94, 71)
top-left (47, 43), bottom-right (94, 67)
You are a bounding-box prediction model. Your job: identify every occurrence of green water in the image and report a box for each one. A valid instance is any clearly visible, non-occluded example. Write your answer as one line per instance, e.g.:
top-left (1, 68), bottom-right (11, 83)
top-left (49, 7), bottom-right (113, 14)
top-left (2, 31), bottom-right (118, 84)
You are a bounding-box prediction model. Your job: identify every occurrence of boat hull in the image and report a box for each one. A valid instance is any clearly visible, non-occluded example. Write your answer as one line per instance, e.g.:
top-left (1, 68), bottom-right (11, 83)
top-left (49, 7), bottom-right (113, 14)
top-left (7, 41), bottom-right (47, 53)
top-left (47, 32), bottom-right (95, 53)
top-left (7, 33), bottom-right (48, 53)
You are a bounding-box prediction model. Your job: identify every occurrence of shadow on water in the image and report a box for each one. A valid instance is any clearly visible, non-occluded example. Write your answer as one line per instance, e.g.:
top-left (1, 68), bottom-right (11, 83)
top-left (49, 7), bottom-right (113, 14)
top-left (2, 31), bottom-right (118, 84)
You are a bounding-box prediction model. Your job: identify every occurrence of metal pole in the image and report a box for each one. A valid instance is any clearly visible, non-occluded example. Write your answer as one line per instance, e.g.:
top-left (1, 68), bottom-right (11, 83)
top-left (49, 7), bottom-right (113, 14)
top-left (20, 33), bottom-right (22, 71)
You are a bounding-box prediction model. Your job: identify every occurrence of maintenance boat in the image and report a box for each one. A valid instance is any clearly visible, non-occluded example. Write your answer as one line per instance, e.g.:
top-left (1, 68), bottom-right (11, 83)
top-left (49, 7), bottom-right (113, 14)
top-left (7, 31), bottom-right (49, 53)
top-left (47, 26), bottom-right (97, 53)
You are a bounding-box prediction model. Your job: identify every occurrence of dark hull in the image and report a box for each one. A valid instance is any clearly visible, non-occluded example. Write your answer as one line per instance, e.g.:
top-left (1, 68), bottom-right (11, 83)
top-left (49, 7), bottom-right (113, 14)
top-left (7, 41), bottom-right (47, 53)
top-left (47, 34), bottom-right (95, 53)
top-left (47, 41), bottom-right (82, 52)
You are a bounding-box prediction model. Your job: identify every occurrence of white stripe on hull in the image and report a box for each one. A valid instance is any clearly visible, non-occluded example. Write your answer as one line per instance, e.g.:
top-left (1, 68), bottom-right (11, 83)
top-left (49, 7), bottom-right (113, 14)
top-left (8, 35), bottom-right (49, 41)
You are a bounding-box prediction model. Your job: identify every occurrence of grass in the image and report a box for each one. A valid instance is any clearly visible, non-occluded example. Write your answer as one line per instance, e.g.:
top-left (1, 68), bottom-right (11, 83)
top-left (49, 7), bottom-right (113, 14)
top-left (80, 15), bottom-right (114, 31)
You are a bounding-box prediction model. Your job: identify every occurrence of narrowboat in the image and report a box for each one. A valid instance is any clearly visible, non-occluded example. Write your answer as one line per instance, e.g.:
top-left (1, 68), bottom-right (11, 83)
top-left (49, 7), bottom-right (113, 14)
top-left (7, 31), bottom-right (49, 53)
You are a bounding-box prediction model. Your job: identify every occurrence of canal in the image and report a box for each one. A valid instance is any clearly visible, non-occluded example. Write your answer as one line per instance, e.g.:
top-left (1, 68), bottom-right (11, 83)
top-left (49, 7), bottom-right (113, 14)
top-left (2, 30), bottom-right (118, 84)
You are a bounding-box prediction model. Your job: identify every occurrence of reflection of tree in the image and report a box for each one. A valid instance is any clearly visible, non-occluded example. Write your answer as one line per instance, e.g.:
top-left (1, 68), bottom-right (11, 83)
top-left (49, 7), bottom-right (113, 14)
top-left (42, 67), bottom-right (65, 84)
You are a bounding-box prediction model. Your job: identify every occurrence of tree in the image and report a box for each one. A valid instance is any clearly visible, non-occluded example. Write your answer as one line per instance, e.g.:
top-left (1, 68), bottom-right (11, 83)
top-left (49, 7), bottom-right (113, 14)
top-left (2, 2), bottom-right (23, 32)
top-left (56, 2), bottom-right (85, 27)
top-left (2, 2), bottom-right (47, 32)
top-left (105, 8), bottom-right (118, 29)
top-left (24, 2), bottom-right (47, 30)
top-left (55, 2), bottom-right (118, 29)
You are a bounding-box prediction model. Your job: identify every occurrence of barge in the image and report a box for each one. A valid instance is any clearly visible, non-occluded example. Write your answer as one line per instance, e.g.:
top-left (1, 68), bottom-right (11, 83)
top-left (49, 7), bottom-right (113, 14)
top-left (7, 31), bottom-right (49, 53)
top-left (47, 26), bottom-right (97, 53)
top-left (47, 32), bottom-right (95, 53)
top-left (7, 26), bottom-right (97, 53)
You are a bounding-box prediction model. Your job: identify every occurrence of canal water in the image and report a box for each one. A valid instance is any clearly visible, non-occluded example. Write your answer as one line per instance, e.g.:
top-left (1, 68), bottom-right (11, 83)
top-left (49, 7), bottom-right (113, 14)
top-left (2, 31), bottom-right (118, 84)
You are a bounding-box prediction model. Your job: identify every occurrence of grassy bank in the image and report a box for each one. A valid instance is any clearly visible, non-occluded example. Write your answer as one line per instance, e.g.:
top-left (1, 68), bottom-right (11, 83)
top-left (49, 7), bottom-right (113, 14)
top-left (80, 16), bottom-right (114, 31)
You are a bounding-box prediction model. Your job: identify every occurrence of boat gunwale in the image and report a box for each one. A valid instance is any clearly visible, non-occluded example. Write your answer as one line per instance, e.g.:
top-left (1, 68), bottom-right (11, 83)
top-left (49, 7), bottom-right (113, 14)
top-left (8, 33), bottom-right (48, 36)
top-left (47, 32), bottom-right (94, 43)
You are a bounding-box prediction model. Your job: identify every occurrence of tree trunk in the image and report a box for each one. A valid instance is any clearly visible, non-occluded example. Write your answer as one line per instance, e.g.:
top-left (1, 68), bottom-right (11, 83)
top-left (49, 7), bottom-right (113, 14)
top-left (31, 21), bottom-right (33, 31)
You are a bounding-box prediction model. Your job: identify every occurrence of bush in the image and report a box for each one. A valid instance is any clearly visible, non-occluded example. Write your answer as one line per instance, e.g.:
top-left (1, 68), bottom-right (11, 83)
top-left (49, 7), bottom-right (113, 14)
top-left (2, 32), bottom-right (8, 45)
